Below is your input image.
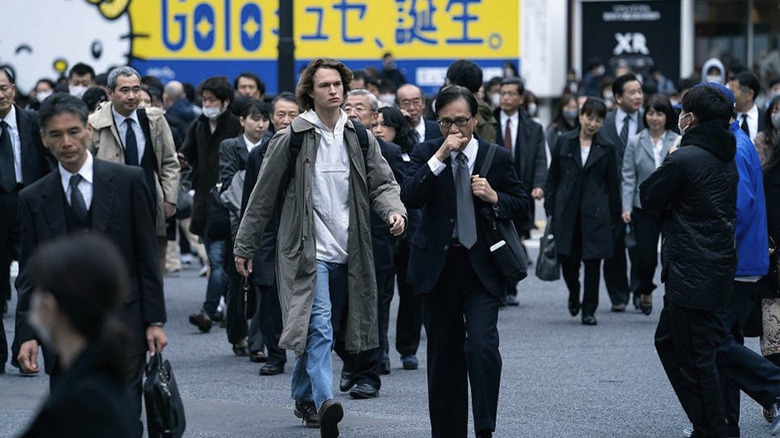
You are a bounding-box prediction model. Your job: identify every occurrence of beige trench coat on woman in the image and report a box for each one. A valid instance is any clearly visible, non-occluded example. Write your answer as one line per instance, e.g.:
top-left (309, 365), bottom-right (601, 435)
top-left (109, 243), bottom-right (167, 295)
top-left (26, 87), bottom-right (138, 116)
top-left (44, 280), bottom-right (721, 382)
top-left (234, 117), bottom-right (406, 357)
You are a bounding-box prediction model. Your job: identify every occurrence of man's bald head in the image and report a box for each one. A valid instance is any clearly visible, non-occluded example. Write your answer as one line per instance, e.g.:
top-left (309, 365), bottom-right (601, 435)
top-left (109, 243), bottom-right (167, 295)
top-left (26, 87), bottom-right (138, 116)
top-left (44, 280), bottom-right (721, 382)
top-left (396, 84), bottom-right (425, 126)
top-left (163, 81), bottom-right (186, 108)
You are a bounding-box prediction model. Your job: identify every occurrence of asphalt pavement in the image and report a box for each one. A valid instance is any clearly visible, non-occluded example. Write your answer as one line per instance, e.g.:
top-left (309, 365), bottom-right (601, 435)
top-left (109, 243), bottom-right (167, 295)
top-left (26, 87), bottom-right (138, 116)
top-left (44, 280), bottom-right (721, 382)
top-left (0, 241), bottom-right (776, 438)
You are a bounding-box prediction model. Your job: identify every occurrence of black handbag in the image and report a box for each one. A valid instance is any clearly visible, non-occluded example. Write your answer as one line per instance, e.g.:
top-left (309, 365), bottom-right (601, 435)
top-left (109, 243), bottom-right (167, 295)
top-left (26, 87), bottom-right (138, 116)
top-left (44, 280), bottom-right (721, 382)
top-left (205, 185), bottom-right (231, 241)
top-left (143, 351), bottom-right (186, 438)
top-left (536, 216), bottom-right (561, 281)
top-left (477, 144), bottom-right (528, 284)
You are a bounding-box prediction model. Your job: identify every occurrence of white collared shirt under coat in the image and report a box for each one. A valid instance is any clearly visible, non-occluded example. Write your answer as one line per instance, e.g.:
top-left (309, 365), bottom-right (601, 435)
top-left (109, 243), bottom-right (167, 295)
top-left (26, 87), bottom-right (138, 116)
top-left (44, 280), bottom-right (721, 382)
top-left (0, 106), bottom-right (23, 183)
top-left (112, 107), bottom-right (147, 163)
top-left (426, 136), bottom-right (478, 177)
top-left (59, 151), bottom-right (94, 209)
top-left (499, 110), bottom-right (519, 155)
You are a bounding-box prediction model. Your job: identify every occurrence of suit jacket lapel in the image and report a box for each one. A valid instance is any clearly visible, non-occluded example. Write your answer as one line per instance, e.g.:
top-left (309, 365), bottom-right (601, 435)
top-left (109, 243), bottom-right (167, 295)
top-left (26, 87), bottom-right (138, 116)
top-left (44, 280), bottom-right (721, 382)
top-left (238, 136), bottom-right (250, 164)
top-left (137, 108), bottom-right (154, 148)
top-left (41, 172), bottom-right (67, 236)
top-left (91, 160), bottom-right (116, 233)
top-left (15, 106), bottom-right (31, 168)
top-left (584, 144), bottom-right (605, 170)
top-left (640, 132), bottom-right (655, 161)
top-left (661, 131), bottom-right (677, 157)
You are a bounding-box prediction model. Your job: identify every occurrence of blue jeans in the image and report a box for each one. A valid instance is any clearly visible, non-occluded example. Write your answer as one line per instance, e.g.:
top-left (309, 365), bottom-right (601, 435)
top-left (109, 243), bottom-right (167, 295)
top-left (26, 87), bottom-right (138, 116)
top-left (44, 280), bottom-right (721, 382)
top-left (202, 238), bottom-right (227, 317)
top-left (291, 261), bottom-right (347, 411)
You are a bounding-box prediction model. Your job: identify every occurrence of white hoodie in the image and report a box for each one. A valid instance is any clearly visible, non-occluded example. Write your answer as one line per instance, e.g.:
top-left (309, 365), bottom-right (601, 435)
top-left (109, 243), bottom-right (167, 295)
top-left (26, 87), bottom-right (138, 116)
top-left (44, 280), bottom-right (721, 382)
top-left (300, 109), bottom-right (351, 264)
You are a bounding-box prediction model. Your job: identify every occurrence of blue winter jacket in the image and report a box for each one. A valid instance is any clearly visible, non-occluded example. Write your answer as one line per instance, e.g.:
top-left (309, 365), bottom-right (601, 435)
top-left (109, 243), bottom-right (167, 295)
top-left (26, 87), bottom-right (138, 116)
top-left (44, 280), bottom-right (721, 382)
top-left (730, 121), bottom-right (769, 277)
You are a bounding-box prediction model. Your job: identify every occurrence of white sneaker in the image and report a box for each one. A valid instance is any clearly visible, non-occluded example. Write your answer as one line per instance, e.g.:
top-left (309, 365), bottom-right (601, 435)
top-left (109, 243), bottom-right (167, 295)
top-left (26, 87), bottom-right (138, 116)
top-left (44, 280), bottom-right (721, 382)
top-left (682, 426), bottom-right (693, 438)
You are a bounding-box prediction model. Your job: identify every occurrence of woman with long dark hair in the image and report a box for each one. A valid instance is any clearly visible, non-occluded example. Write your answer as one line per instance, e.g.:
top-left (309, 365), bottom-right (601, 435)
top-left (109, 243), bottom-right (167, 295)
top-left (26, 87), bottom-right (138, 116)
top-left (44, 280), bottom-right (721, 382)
top-left (544, 98), bottom-right (620, 325)
top-left (373, 106), bottom-right (420, 153)
top-left (621, 94), bottom-right (680, 315)
top-left (22, 234), bottom-right (136, 437)
top-left (755, 95), bottom-right (780, 166)
top-left (546, 93), bottom-right (580, 151)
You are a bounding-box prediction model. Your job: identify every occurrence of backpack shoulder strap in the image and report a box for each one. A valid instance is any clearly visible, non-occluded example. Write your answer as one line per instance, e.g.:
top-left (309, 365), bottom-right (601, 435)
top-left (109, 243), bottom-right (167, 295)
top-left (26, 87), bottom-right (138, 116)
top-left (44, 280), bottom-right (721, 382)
top-left (479, 143), bottom-right (498, 177)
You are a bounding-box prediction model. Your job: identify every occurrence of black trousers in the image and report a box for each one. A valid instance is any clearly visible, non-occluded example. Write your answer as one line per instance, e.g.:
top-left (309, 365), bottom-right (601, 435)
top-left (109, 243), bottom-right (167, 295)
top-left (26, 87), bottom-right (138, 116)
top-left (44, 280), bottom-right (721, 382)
top-left (394, 244), bottom-right (422, 357)
top-left (628, 207), bottom-right (661, 296)
top-left (256, 283), bottom-right (286, 367)
top-left (655, 296), bottom-right (728, 438)
top-left (603, 224), bottom-right (634, 306)
top-left (224, 241), bottom-right (262, 347)
top-left (423, 246), bottom-right (501, 437)
top-left (715, 281), bottom-right (780, 437)
top-left (376, 267), bottom-right (395, 361)
top-left (332, 277), bottom-right (382, 390)
top-left (0, 189), bottom-right (21, 366)
top-left (558, 222), bottom-right (601, 316)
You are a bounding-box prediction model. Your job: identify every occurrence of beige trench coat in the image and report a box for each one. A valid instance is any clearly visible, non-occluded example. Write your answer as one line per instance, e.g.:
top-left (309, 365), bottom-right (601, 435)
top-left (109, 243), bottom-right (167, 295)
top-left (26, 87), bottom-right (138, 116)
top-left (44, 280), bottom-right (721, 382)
top-left (234, 117), bottom-right (406, 356)
top-left (88, 103), bottom-right (180, 236)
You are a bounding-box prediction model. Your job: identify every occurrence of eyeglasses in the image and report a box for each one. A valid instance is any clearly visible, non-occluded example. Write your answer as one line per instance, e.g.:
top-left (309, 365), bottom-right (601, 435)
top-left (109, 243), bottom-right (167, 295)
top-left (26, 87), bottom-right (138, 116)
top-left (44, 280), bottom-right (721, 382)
top-left (437, 117), bottom-right (471, 128)
top-left (399, 98), bottom-right (423, 109)
top-left (499, 90), bottom-right (520, 97)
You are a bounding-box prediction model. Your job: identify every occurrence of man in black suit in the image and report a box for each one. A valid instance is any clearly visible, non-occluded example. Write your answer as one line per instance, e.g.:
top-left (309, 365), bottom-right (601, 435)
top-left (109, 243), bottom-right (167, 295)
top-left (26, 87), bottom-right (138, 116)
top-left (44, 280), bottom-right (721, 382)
top-left (0, 67), bottom-right (53, 373)
top-left (397, 84), bottom-right (441, 142)
top-left (341, 89), bottom-right (406, 396)
top-left (494, 77), bottom-right (547, 305)
top-left (14, 93), bottom-right (167, 437)
top-left (401, 86), bottom-right (528, 438)
top-left (728, 71), bottom-right (765, 144)
top-left (597, 73), bottom-right (644, 311)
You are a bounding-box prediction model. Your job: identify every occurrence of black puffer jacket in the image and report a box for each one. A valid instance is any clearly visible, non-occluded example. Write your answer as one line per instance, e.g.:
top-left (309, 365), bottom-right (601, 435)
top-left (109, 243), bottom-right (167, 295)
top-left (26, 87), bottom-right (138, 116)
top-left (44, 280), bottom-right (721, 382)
top-left (639, 120), bottom-right (737, 310)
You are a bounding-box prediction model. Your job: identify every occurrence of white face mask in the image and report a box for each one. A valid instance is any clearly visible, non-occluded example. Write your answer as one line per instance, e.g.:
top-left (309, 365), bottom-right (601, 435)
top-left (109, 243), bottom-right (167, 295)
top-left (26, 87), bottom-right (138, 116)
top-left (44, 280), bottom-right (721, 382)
top-left (202, 105), bottom-right (222, 120)
top-left (772, 113), bottom-right (780, 130)
top-left (35, 91), bottom-right (52, 103)
top-left (705, 75), bottom-right (722, 84)
top-left (490, 93), bottom-right (500, 108)
top-left (379, 94), bottom-right (396, 105)
top-left (69, 85), bottom-right (88, 99)
top-left (528, 103), bottom-right (537, 116)
top-left (678, 112), bottom-right (693, 135)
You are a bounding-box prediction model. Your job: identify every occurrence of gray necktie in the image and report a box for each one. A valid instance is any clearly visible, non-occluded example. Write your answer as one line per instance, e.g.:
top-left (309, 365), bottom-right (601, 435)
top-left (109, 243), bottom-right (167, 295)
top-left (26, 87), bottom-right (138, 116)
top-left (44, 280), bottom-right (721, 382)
top-left (69, 174), bottom-right (88, 221)
top-left (453, 152), bottom-right (476, 249)
top-left (620, 115), bottom-right (630, 146)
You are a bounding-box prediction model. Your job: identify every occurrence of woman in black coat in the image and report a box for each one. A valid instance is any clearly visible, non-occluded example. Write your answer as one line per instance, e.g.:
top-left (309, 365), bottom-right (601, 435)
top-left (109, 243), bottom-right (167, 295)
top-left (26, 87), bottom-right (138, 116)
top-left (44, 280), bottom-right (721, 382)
top-left (22, 235), bottom-right (137, 438)
top-left (544, 98), bottom-right (620, 325)
top-left (760, 136), bottom-right (780, 369)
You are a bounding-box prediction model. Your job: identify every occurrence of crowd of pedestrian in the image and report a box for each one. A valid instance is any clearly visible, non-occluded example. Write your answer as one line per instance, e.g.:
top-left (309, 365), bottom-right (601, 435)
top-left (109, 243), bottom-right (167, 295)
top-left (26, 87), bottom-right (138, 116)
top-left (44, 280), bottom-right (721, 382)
top-left (1, 50), bottom-right (780, 438)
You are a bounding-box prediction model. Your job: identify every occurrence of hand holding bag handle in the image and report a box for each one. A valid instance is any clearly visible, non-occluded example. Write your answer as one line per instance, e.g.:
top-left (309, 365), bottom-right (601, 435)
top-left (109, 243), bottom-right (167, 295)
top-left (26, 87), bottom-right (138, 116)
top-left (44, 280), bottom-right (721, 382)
top-left (144, 349), bottom-right (186, 438)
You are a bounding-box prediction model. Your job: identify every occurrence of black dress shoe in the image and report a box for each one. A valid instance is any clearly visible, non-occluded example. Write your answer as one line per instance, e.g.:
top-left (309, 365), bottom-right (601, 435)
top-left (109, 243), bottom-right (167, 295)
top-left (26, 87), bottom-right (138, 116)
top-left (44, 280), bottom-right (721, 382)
top-left (380, 359), bottom-right (391, 375)
top-left (581, 314), bottom-right (598, 326)
top-left (188, 312), bottom-right (212, 332)
top-left (505, 295), bottom-right (520, 306)
top-left (568, 299), bottom-right (581, 317)
top-left (339, 370), bottom-right (355, 392)
top-left (319, 399), bottom-right (343, 438)
top-left (294, 400), bottom-right (319, 428)
top-left (233, 345), bottom-right (249, 357)
top-left (640, 294), bottom-right (653, 316)
top-left (259, 363), bottom-right (284, 376)
top-left (249, 350), bottom-right (268, 363)
top-left (349, 382), bottom-right (378, 399)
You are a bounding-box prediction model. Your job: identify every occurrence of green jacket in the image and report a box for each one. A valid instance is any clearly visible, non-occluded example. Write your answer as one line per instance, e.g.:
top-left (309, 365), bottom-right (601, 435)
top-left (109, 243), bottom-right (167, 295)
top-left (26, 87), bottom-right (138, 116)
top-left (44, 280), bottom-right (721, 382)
top-left (234, 116), bottom-right (406, 356)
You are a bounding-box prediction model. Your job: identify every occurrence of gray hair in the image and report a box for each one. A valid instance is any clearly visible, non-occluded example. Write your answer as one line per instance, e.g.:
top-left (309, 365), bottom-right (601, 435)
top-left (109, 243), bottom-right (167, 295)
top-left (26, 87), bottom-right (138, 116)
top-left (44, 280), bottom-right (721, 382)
top-left (107, 66), bottom-right (141, 91)
top-left (347, 89), bottom-right (378, 112)
top-left (164, 81), bottom-right (185, 101)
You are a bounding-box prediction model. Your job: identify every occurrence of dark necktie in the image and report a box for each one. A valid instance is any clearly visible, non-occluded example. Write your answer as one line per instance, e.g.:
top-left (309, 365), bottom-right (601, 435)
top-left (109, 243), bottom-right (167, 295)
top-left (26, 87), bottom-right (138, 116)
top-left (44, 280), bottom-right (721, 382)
top-left (741, 114), bottom-right (750, 137)
top-left (620, 114), bottom-right (630, 146)
top-left (69, 174), bottom-right (88, 222)
top-left (125, 118), bottom-right (139, 166)
top-left (453, 152), bottom-right (477, 249)
top-left (0, 120), bottom-right (16, 192)
top-left (504, 119), bottom-right (512, 152)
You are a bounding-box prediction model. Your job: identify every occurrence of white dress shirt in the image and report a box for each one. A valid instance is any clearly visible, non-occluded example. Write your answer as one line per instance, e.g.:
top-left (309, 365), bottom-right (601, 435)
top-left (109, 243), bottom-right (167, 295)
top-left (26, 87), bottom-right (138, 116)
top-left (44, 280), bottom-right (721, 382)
top-left (427, 136), bottom-right (479, 177)
top-left (580, 145), bottom-right (591, 166)
top-left (1, 106), bottom-right (23, 183)
top-left (500, 111), bottom-right (519, 155)
top-left (59, 151), bottom-right (94, 209)
top-left (615, 108), bottom-right (639, 142)
top-left (112, 107), bottom-right (147, 162)
top-left (414, 118), bottom-right (426, 142)
top-left (652, 136), bottom-right (664, 169)
top-left (737, 103), bottom-right (760, 143)
top-left (243, 134), bottom-right (263, 153)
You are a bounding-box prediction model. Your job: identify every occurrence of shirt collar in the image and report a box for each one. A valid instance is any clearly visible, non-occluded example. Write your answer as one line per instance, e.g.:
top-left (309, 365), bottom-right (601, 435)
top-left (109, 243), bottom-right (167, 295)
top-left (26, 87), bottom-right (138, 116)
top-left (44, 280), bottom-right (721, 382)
top-left (450, 136), bottom-right (479, 165)
top-left (616, 107), bottom-right (637, 123)
top-left (500, 110), bottom-right (519, 125)
top-left (112, 106), bottom-right (139, 127)
top-left (745, 103), bottom-right (759, 119)
top-left (59, 151), bottom-right (94, 187)
top-left (1, 105), bottom-right (18, 130)
top-left (243, 134), bottom-right (263, 150)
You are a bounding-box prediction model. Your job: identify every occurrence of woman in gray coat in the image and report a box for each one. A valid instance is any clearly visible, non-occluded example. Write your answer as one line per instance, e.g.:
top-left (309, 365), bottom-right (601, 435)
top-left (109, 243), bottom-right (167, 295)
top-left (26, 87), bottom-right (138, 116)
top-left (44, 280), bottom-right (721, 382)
top-left (621, 94), bottom-right (680, 315)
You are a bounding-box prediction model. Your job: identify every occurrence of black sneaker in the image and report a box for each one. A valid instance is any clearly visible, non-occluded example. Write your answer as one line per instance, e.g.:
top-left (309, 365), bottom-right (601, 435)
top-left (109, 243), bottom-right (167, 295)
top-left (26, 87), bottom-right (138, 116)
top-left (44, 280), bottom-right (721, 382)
top-left (294, 400), bottom-right (319, 428)
top-left (319, 399), bottom-right (344, 438)
top-left (188, 312), bottom-right (212, 333)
